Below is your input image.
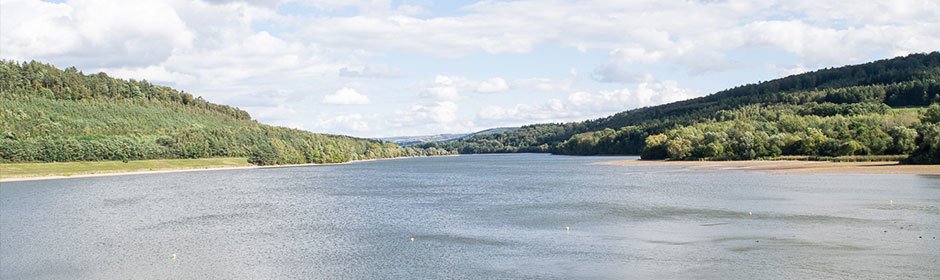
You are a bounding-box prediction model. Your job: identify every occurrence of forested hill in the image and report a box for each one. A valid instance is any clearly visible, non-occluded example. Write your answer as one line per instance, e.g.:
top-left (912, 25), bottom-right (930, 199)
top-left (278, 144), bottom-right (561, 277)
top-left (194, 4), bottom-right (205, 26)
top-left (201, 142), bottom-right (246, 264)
top-left (420, 52), bottom-right (940, 163)
top-left (0, 61), bottom-right (451, 165)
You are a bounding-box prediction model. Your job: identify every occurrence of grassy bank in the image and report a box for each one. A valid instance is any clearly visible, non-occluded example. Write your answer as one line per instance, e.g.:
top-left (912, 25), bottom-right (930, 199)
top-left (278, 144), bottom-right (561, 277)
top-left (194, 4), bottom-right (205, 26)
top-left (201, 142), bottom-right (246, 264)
top-left (0, 157), bottom-right (251, 181)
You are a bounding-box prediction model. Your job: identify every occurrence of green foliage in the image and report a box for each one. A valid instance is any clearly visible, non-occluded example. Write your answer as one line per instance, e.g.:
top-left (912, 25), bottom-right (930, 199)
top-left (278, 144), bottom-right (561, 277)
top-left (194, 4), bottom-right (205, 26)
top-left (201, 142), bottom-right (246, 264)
top-left (906, 104), bottom-right (940, 164)
top-left (0, 60), bottom-right (452, 165)
top-left (887, 126), bottom-right (919, 154)
top-left (640, 134), bottom-right (668, 160)
top-left (923, 103), bottom-right (940, 123)
top-left (627, 106), bottom-right (922, 160)
top-left (556, 127), bottom-right (646, 155)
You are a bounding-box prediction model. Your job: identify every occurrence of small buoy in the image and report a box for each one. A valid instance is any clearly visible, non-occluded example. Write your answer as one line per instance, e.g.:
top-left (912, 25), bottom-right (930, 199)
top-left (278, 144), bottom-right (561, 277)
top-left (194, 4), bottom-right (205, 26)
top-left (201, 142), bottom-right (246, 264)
top-left (565, 226), bottom-right (570, 231)
top-left (409, 237), bottom-right (415, 242)
top-left (748, 212), bottom-right (753, 216)
top-left (170, 253), bottom-right (177, 261)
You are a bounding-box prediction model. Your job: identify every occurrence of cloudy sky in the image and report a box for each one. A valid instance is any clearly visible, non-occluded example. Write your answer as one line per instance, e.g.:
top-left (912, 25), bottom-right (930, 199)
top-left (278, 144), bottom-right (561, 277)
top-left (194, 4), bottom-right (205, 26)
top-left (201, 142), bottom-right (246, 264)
top-left (2, 0), bottom-right (938, 137)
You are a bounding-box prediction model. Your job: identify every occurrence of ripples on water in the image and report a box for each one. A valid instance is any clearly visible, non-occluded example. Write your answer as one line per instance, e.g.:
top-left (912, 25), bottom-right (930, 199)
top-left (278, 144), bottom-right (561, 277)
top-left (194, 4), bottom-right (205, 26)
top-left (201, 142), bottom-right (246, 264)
top-left (1, 154), bottom-right (938, 279)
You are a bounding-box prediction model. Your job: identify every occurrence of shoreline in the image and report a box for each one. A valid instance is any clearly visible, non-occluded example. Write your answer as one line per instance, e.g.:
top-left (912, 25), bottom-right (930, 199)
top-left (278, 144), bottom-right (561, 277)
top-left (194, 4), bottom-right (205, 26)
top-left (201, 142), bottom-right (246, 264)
top-left (6, 155), bottom-right (937, 183)
top-left (0, 155), bottom-right (442, 183)
top-left (594, 159), bottom-right (940, 175)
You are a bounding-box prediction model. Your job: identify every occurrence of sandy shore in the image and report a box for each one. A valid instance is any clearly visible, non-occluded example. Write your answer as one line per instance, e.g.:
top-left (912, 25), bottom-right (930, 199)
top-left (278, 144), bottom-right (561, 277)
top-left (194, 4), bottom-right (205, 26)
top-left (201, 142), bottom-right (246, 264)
top-left (0, 165), bottom-right (262, 183)
top-left (595, 159), bottom-right (940, 175)
top-left (0, 156), bottom-right (436, 183)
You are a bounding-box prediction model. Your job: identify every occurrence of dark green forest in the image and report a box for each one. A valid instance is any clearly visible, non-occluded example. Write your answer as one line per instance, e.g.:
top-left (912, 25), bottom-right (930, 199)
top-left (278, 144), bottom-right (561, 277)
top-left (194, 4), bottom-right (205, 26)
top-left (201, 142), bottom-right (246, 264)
top-left (0, 61), bottom-right (451, 165)
top-left (420, 52), bottom-right (940, 164)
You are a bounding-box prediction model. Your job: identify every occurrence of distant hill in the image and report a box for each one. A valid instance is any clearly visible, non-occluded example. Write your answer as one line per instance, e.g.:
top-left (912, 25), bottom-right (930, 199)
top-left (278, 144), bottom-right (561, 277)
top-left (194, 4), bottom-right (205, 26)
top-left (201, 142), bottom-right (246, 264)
top-left (459, 127), bottom-right (518, 139)
top-left (380, 134), bottom-right (469, 146)
top-left (421, 52), bottom-right (940, 163)
top-left (380, 127), bottom-right (518, 146)
top-left (0, 61), bottom-right (451, 165)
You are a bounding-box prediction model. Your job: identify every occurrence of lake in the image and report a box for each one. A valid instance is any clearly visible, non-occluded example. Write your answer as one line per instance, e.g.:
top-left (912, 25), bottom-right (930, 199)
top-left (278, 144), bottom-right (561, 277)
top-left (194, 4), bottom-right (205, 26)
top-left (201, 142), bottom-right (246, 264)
top-left (1, 154), bottom-right (938, 279)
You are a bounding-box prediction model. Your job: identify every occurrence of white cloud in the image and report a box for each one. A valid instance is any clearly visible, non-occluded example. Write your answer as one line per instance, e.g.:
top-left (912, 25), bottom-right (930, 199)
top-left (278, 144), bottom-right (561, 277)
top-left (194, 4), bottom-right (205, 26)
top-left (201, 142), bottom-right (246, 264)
top-left (304, 112), bottom-right (383, 136)
top-left (768, 63), bottom-right (810, 77)
top-left (420, 75), bottom-right (513, 99)
top-left (0, 0), bottom-right (76, 58)
top-left (509, 99), bottom-right (570, 120)
top-left (743, 20), bottom-right (852, 64)
top-left (479, 80), bottom-right (698, 123)
top-left (203, 0), bottom-right (281, 8)
top-left (511, 78), bottom-right (572, 92)
top-left (476, 77), bottom-right (509, 93)
top-left (0, 0), bottom-right (347, 113)
top-left (322, 113), bottom-right (371, 131)
top-left (7, 0), bottom-right (937, 75)
top-left (740, 20), bottom-right (940, 66)
top-left (248, 103), bottom-right (300, 123)
top-left (476, 99), bottom-right (573, 122)
top-left (387, 101), bottom-right (479, 135)
top-left (322, 87), bottom-right (371, 105)
top-left (1, 0), bottom-right (194, 67)
top-left (103, 65), bottom-right (198, 86)
top-left (592, 60), bottom-right (655, 83)
top-left (609, 47), bottom-right (667, 64)
top-left (293, 0), bottom-right (938, 75)
top-left (419, 75), bottom-right (463, 101)
top-left (478, 105), bottom-right (509, 120)
top-left (338, 64), bottom-right (402, 79)
top-left (569, 80), bottom-right (696, 112)
top-left (221, 90), bottom-right (292, 108)
top-left (395, 4), bottom-right (429, 16)
top-left (395, 101), bottom-right (459, 124)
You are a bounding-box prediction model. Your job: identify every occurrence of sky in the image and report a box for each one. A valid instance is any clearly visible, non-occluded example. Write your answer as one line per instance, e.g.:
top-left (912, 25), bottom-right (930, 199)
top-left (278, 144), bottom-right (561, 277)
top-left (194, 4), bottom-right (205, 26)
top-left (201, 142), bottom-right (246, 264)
top-left (1, 0), bottom-right (939, 138)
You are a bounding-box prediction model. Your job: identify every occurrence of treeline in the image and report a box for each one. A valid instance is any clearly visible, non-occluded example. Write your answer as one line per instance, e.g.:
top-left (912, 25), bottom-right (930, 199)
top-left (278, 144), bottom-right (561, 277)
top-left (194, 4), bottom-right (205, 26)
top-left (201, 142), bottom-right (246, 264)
top-left (421, 52), bottom-right (940, 163)
top-left (556, 103), bottom-right (921, 157)
top-left (559, 104), bottom-right (938, 162)
top-left (422, 122), bottom-right (586, 154)
top-left (0, 60), bottom-right (452, 165)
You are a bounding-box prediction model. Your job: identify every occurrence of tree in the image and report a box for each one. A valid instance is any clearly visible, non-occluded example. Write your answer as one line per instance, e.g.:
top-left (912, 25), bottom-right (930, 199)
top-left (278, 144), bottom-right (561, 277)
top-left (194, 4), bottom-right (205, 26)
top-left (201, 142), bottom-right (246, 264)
top-left (641, 134), bottom-right (668, 160)
top-left (923, 103), bottom-right (940, 124)
top-left (666, 139), bottom-right (693, 160)
top-left (887, 126), bottom-right (918, 154)
top-left (905, 104), bottom-right (940, 164)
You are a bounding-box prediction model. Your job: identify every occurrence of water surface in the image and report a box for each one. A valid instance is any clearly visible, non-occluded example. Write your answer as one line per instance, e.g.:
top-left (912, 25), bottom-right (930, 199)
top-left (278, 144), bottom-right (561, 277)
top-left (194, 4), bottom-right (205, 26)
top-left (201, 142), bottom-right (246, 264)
top-left (2, 154), bottom-right (938, 279)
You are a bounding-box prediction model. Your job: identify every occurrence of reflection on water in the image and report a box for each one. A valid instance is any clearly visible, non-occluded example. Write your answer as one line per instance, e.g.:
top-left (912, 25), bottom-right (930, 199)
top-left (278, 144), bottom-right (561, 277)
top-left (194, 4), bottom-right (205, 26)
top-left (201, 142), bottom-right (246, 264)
top-left (1, 154), bottom-right (938, 279)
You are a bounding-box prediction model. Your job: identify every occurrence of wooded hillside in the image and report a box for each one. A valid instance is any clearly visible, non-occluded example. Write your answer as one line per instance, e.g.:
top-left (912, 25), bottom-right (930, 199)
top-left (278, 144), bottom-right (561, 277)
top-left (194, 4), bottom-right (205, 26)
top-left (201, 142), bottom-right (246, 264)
top-left (0, 61), bottom-right (451, 165)
top-left (420, 52), bottom-right (940, 163)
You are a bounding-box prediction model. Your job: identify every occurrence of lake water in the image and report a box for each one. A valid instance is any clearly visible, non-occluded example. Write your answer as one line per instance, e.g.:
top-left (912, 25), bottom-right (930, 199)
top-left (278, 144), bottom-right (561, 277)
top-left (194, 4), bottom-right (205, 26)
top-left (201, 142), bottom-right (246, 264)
top-left (1, 154), bottom-right (938, 279)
